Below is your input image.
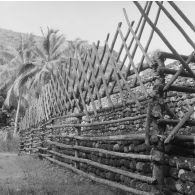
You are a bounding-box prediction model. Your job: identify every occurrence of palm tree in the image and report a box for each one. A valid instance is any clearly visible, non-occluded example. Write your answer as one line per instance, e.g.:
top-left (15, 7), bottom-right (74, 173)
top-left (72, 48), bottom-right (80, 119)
top-left (3, 28), bottom-right (66, 137)
top-left (0, 34), bottom-right (36, 97)
top-left (65, 38), bottom-right (89, 58)
top-left (3, 34), bottom-right (37, 136)
top-left (4, 63), bottom-right (38, 135)
top-left (5, 28), bottom-right (66, 135)
top-left (28, 28), bottom-right (66, 93)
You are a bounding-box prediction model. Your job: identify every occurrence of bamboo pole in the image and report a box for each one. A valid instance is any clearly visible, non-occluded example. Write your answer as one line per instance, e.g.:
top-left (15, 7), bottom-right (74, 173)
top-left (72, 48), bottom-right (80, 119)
top-left (168, 85), bottom-right (195, 93)
top-left (156, 2), bottom-right (195, 50)
top-left (50, 74), bottom-right (64, 113)
top-left (173, 135), bottom-right (195, 142)
top-left (108, 3), bottom-right (149, 96)
top-left (134, 1), bottom-right (195, 79)
top-left (163, 52), bottom-right (195, 91)
top-left (75, 117), bottom-right (81, 169)
top-left (46, 114), bottom-right (146, 128)
top-left (118, 26), bottom-right (149, 97)
top-left (145, 103), bottom-right (152, 146)
top-left (105, 42), bottom-right (141, 106)
top-left (64, 67), bottom-right (81, 112)
top-left (86, 49), bottom-right (103, 108)
top-left (55, 69), bottom-right (70, 111)
top-left (46, 95), bottom-right (151, 122)
top-left (83, 41), bottom-right (101, 102)
top-left (132, 2), bottom-right (162, 87)
top-left (92, 43), bottom-right (113, 107)
top-left (47, 140), bottom-right (153, 161)
top-left (47, 149), bottom-right (156, 183)
top-left (123, 8), bottom-right (152, 65)
top-left (71, 59), bottom-right (90, 120)
top-left (90, 24), bottom-right (120, 99)
top-left (158, 67), bottom-right (193, 78)
top-left (46, 83), bottom-right (57, 116)
top-left (49, 81), bottom-right (61, 115)
top-left (76, 50), bottom-right (97, 115)
top-left (51, 134), bottom-right (145, 141)
top-left (125, 2), bottom-right (153, 76)
top-left (57, 67), bottom-right (73, 110)
top-left (160, 52), bottom-right (195, 62)
top-left (169, 1), bottom-right (195, 33)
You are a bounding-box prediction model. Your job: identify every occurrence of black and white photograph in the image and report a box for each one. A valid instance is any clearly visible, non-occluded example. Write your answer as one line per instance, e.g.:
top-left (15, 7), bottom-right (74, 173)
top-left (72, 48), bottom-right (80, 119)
top-left (0, 1), bottom-right (195, 194)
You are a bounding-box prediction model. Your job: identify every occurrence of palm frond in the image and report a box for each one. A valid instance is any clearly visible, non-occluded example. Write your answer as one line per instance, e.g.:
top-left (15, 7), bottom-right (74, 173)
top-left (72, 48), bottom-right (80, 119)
top-left (52, 36), bottom-right (66, 56)
top-left (17, 63), bottom-right (36, 77)
top-left (18, 67), bottom-right (40, 88)
top-left (4, 84), bottom-right (15, 107)
top-left (34, 47), bottom-right (47, 61)
top-left (51, 51), bottom-right (64, 61)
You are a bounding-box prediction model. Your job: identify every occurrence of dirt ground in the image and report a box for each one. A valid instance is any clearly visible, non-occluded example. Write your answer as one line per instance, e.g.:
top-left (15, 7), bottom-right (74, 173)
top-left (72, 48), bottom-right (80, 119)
top-left (0, 152), bottom-right (125, 195)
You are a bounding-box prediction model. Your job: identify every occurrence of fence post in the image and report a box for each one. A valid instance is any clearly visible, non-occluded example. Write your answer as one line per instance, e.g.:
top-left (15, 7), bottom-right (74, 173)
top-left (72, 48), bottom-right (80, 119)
top-left (30, 130), bottom-right (33, 154)
top-left (19, 130), bottom-right (24, 155)
top-left (75, 116), bottom-right (82, 169)
top-left (150, 53), bottom-right (166, 192)
top-left (40, 124), bottom-right (45, 156)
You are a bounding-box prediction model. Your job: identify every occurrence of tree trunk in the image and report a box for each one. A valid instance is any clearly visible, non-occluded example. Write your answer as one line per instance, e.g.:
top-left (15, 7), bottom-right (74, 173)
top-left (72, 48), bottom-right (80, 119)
top-left (14, 96), bottom-right (21, 136)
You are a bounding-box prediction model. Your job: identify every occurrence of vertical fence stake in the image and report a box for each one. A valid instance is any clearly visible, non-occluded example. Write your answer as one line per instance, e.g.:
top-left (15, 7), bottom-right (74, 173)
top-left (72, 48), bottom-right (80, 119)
top-left (75, 116), bottom-right (82, 169)
top-left (151, 57), bottom-right (166, 192)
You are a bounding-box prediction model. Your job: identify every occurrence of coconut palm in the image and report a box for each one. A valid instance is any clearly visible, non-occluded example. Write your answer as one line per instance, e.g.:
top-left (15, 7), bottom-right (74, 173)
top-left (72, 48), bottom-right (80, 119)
top-left (0, 34), bottom-right (36, 100)
top-left (28, 28), bottom-right (66, 93)
top-left (4, 63), bottom-right (38, 135)
top-left (5, 28), bottom-right (66, 135)
top-left (65, 38), bottom-right (89, 58)
top-left (0, 34), bottom-right (36, 97)
top-left (4, 28), bottom-right (67, 136)
top-left (3, 34), bottom-right (37, 136)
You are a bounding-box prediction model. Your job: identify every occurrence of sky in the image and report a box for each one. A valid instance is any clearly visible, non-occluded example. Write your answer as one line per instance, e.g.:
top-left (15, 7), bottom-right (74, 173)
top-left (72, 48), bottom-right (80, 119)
top-left (0, 1), bottom-right (195, 60)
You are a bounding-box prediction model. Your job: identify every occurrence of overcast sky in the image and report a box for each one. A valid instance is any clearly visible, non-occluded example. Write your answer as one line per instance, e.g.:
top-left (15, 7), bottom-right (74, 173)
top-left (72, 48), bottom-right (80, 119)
top-left (0, 1), bottom-right (195, 59)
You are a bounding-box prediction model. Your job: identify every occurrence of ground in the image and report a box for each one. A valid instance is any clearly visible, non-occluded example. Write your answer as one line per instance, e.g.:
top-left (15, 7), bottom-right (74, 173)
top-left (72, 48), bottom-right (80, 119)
top-left (0, 152), bottom-right (125, 195)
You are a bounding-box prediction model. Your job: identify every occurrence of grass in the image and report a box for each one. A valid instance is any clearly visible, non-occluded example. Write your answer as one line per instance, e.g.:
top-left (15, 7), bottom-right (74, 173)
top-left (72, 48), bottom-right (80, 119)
top-left (0, 134), bottom-right (19, 152)
top-left (0, 131), bottom-right (129, 195)
top-left (0, 154), bottom-right (129, 195)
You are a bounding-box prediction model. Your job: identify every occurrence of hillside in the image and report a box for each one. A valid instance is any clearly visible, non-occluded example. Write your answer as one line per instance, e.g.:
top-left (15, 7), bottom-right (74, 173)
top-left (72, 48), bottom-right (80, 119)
top-left (0, 28), bottom-right (42, 66)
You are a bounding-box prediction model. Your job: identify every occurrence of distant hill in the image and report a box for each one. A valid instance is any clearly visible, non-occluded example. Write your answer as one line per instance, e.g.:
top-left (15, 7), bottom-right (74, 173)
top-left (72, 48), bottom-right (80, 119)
top-left (0, 28), bottom-right (42, 49)
top-left (0, 28), bottom-right (42, 66)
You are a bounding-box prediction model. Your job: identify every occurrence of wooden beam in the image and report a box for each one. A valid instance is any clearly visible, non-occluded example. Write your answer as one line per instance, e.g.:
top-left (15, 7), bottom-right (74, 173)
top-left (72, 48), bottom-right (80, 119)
top-left (132, 1), bottom-right (162, 87)
top-left (43, 156), bottom-right (157, 195)
top-left (169, 1), bottom-right (195, 33)
top-left (47, 140), bottom-right (153, 161)
top-left (163, 52), bottom-right (195, 91)
top-left (164, 105), bottom-right (195, 144)
top-left (156, 1), bottom-right (195, 50)
top-left (46, 114), bottom-right (146, 128)
top-left (134, 1), bottom-right (195, 79)
top-left (168, 85), bottom-right (195, 93)
top-left (48, 149), bottom-right (156, 183)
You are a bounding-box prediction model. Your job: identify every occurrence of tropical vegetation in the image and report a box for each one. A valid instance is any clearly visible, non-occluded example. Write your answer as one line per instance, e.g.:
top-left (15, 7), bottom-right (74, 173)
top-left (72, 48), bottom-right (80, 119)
top-left (0, 27), bottom-right (89, 136)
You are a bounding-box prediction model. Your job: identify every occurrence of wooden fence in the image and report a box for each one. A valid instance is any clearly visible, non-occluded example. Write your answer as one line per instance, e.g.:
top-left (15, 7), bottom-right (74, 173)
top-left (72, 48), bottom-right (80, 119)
top-left (19, 2), bottom-right (195, 195)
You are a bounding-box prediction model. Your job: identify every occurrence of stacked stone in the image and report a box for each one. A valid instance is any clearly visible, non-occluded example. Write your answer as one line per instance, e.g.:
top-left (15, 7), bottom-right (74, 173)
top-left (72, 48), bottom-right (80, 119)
top-left (164, 151), bottom-right (195, 194)
top-left (81, 101), bottom-right (149, 136)
top-left (54, 136), bottom-right (156, 193)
